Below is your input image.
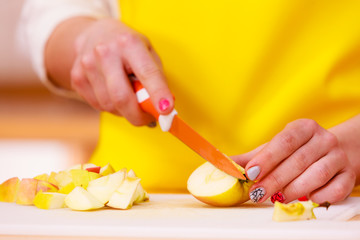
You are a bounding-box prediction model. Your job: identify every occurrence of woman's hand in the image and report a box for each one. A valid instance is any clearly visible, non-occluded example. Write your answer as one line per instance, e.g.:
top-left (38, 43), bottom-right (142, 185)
top-left (232, 118), bottom-right (357, 204)
top-left (46, 17), bottom-right (173, 126)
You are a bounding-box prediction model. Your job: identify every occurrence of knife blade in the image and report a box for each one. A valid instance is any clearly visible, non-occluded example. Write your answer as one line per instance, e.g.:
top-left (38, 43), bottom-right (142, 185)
top-left (131, 79), bottom-right (246, 180)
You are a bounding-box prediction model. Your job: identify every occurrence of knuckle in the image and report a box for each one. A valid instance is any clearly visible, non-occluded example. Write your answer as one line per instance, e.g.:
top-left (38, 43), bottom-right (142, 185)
top-left (117, 32), bottom-right (140, 46)
top-left (299, 118), bottom-right (318, 132)
top-left (279, 132), bottom-right (297, 152)
top-left (99, 101), bottom-right (115, 113)
top-left (288, 180), bottom-right (306, 198)
top-left (292, 152), bottom-right (308, 172)
top-left (113, 92), bottom-right (131, 109)
top-left (70, 69), bottom-right (86, 89)
top-left (324, 132), bottom-right (338, 148)
top-left (81, 54), bottom-right (95, 69)
top-left (331, 182), bottom-right (348, 202)
top-left (94, 44), bottom-right (110, 58)
top-left (137, 64), bottom-right (162, 80)
top-left (317, 164), bottom-right (333, 183)
top-left (266, 173), bottom-right (284, 190)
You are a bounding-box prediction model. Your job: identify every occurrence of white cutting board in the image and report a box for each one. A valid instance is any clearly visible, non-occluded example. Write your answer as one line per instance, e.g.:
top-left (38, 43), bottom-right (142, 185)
top-left (1, 194), bottom-right (360, 240)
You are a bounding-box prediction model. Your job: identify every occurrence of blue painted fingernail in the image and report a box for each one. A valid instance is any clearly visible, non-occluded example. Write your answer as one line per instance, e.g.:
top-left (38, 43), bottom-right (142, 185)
top-left (247, 166), bottom-right (260, 181)
top-left (250, 187), bottom-right (266, 203)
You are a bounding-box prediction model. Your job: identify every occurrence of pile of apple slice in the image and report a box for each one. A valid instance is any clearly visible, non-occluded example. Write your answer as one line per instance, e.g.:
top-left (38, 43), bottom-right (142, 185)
top-left (0, 163), bottom-right (149, 211)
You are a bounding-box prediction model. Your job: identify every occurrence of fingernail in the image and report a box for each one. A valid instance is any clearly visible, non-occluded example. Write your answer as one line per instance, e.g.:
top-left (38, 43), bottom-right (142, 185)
top-left (247, 166), bottom-right (260, 181)
top-left (147, 121), bottom-right (157, 128)
top-left (159, 98), bottom-right (170, 112)
top-left (250, 187), bottom-right (266, 203)
top-left (271, 191), bottom-right (285, 203)
top-left (298, 196), bottom-right (308, 201)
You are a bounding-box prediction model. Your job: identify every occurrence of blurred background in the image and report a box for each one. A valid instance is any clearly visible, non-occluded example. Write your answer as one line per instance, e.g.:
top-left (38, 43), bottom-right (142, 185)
top-left (0, 0), bottom-right (100, 182)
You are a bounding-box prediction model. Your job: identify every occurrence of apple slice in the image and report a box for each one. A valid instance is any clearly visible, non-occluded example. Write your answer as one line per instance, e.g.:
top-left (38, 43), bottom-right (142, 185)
top-left (107, 177), bottom-right (141, 209)
top-left (65, 186), bottom-right (104, 211)
top-left (33, 172), bottom-right (57, 186)
top-left (34, 191), bottom-right (66, 209)
top-left (58, 182), bottom-right (76, 194)
top-left (273, 200), bottom-right (319, 222)
top-left (69, 169), bottom-right (100, 189)
top-left (36, 180), bottom-right (58, 193)
top-left (87, 169), bottom-right (126, 204)
top-left (16, 178), bottom-right (38, 205)
top-left (86, 166), bottom-right (101, 174)
top-left (187, 162), bottom-right (253, 207)
top-left (99, 163), bottom-right (115, 176)
top-left (54, 171), bottom-right (73, 188)
top-left (0, 177), bottom-right (20, 202)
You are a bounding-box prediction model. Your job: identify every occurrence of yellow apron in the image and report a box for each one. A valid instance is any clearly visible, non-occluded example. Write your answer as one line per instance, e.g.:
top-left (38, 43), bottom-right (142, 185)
top-left (91, 0), bottom-right (360, 192)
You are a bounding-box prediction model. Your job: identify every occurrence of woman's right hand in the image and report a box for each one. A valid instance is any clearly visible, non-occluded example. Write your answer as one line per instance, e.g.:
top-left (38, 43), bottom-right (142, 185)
top-left (69, 18), bottom-right (173, 126)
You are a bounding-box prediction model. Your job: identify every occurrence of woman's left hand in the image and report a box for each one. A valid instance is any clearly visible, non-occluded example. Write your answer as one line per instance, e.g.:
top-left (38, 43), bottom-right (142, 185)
top-left (232, 118), bottom-right (356, 204)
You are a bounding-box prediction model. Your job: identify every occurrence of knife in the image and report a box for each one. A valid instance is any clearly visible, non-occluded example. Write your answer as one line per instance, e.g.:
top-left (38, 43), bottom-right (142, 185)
top-left (131, 79), bottom-right (246, 180)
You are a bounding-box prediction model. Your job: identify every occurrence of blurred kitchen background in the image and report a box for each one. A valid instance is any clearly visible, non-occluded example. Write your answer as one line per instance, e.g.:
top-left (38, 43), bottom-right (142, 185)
top-left (0, 0), bottom-right (100, 182)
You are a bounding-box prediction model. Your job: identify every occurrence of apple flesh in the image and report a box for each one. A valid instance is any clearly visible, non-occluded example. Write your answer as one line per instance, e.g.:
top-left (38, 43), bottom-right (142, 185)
top-left (65, 186), bottom-right (104, 211)
top-left (87, 169), bottom-right (126, 204)
top-left (99, 163), bottom-right (115, 176)
top-left (187, 162), bottom-right (253, 207)
top-left (34, 191), bottom-right (66, 209)
top-left (107, 176), bottom-right (141, 209)
top-left (272, 200), bottom-right (319, 222)
top-left (69, 169), bottom-right (100, 189)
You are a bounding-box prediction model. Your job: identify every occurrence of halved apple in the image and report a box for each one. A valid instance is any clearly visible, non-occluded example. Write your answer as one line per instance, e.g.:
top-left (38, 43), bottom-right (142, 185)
top-left (65, 186), bottom-right (104, 211)
top-left (87, 169), bottom-right (126, 204)
top-left (187, 162), bottom-right (253, 207)
top-left (34, 191), bottom-right (66, 209)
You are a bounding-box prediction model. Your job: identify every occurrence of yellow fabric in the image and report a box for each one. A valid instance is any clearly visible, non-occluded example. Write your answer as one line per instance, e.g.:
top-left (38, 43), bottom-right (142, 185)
top-left (91, 0), bottom-right (360, 192)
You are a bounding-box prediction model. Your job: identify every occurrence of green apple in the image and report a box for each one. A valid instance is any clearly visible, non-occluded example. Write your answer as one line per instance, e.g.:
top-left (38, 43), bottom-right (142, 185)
top-left (33, 191), bottom-right (66, 209)
top-left (272, 200), bottom-right (319, 222)
top-left (107, 177), bottom-right (141, 209)
top-left (187, 162), bottom-right (253, 207)
top-left (0, 177), bottom-right (20, 202)
top-left (87, 169), bottom-right (126, 204)
top-left (65, 186), bottom-right (104, 211)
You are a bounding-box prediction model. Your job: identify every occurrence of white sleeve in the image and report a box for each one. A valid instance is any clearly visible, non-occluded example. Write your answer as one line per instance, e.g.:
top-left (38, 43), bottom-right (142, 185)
top-left (18, 0), bottom-right (119, 98)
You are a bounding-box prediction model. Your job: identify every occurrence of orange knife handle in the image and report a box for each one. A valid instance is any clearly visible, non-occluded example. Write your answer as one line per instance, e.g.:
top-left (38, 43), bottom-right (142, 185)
top-left (132, 80), bottom-right (160, 119)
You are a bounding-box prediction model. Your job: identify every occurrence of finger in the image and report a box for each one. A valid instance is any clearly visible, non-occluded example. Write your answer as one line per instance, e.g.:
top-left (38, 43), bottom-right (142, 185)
top-left (118, 34), bottom-right (174, 115)
top-left (95, 44), bottom-right (154, 126)
top-left (231, 143), bottom-right (266, 167)
top-left (71, 58), bottom-right (101, 111)
top-left (81, 51), bottom-right (114, 112)
top-left (245, 119), bottom-right (318, 181)
top-left (251, 129), bottom-right (338, 202)
top-left (308, 167), bottom-right (356, 204)
top-left (281, 148), bottom-right (347, 203)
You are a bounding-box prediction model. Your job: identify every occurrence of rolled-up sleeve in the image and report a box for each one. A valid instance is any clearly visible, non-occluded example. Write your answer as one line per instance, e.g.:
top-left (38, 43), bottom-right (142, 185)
top-left (18, 0), bottom-right (118, 98)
